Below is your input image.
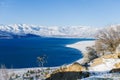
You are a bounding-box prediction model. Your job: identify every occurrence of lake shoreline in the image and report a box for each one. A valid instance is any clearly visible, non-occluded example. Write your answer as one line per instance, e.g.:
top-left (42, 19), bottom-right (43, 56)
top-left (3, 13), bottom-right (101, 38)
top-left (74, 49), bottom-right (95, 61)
top-left (6, 40), bottom-right (95, 69)
top-left (66, 40), bottom-right (95, 63)
top-left (0, 40), bottom-right (95, 80)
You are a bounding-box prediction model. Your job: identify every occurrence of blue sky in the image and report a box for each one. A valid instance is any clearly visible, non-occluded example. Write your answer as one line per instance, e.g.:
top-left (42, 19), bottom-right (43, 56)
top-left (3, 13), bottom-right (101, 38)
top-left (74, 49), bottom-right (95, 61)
top-left (0, 0), bottom-right (120, 27)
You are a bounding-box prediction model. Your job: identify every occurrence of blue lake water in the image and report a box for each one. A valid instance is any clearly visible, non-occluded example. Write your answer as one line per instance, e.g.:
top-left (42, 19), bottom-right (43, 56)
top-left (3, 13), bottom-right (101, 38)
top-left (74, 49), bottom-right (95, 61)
top-left (0, 37), bottom-right (93, 68)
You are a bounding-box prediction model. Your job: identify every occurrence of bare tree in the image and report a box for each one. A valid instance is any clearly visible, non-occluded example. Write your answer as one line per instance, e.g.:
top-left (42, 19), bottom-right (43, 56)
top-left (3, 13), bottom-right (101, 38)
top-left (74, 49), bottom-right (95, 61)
top-left (37, 55), bottom-right (47, 79)
top-left (95, 25), bottom-right (120, 55)
top-left (37, 54), bottom-right (47, 67)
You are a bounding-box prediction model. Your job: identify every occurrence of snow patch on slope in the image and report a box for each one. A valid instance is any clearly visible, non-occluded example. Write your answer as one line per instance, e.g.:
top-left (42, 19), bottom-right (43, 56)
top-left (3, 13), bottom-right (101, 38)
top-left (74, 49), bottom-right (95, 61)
top-left (89, 59), bottom-right (120, 72)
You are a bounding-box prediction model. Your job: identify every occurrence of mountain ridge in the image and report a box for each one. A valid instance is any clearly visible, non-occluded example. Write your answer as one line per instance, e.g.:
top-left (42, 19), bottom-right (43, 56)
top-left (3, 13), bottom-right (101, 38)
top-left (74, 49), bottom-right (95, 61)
top-left (0, 24), bottom-right (101, 38)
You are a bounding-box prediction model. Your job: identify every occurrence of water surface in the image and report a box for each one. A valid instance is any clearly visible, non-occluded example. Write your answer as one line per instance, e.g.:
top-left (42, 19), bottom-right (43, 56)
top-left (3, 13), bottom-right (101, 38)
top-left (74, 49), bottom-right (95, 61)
top-left (0, 37), bottom-right (93, 68)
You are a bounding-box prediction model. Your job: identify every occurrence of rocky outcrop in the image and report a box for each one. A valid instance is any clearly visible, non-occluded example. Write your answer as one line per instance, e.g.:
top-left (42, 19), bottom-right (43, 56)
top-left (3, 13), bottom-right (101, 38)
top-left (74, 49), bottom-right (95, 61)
top-left (90, 58), bottom-right (104, 67)
top-left (90, 53), bottom-right (120, 67)
top-left (110, 62), bottom-right (120, 73)
top-left (51, 63), bottom-right (86, 74)
top-left (46, 71), bottom-right (89, 80)
top-left (46, 63), bottom-right (88, 80)
top-left (89, 53), bottom-right (120, 72)
top-left (114, 62), bottom-right (120, 68)
top-left (110, 68), bottom-right (120, 73)
top-left (63, 63), bottom-right (86, 72)
top-left (102, 53), bottom-right (120, 59)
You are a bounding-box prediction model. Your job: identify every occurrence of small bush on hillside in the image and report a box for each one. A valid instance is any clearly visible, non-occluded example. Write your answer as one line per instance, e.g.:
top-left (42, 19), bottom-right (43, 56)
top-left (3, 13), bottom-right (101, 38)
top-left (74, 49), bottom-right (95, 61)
top-left (81, 46), bottom-right (98, 66)
top-left (95, 25), bottom-right (120, 55)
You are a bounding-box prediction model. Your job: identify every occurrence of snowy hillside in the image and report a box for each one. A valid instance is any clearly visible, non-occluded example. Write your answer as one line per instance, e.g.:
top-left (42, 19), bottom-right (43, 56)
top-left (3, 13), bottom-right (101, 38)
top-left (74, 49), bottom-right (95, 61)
top-left (0, 24), bottom-right (100, 38)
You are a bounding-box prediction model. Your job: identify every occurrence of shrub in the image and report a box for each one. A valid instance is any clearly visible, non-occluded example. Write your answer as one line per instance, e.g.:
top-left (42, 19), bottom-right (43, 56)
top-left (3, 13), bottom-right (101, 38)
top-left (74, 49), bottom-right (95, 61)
top-left (81, 46), bottom-right (98, 66)
top-left (95, 25), bottom-right (120, 55)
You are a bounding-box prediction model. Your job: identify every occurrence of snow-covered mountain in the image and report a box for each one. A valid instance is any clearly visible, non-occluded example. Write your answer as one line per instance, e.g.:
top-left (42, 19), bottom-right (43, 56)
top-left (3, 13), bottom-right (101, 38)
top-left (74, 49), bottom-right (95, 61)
top-left (0, 24), bottom-right (100, 38)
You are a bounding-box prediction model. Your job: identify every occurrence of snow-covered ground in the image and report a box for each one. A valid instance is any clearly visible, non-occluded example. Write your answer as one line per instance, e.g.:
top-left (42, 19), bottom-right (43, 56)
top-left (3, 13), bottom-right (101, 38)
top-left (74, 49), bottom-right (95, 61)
top-left (66, 40), bottom-right (120, 80)
top-left (66, 41), bottom-right (95, 63)
top-left (0, 67), bottom-right (59, 80)
top-left (82, 73), bottom-right (120, 80)
top-left (66, 41), bottom-right (95, 53)
top-left (6, 67), bottom-right (59, 75)
top-left (89, 59), bottom-right (120, 72)
top-left (66, 41), bottom-right (120, 71)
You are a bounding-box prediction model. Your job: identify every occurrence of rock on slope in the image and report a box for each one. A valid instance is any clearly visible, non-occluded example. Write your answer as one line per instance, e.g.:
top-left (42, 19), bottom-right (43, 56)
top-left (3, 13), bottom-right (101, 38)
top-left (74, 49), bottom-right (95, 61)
top-left (89, 53), bottom-right (120, 71)
top-left (46, 63), bottom-right (89, 80)
top-left (46, 53), bottom-right (120, 80)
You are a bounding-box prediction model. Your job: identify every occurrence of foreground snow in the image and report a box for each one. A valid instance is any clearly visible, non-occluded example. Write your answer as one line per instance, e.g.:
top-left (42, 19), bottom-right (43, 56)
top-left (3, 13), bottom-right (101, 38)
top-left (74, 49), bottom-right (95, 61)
top-left (0, 67), bottom-right (59, 80)
top-left (82, 73), bottom-right (120, 80)
top-left (89, 59), bottom-right (120, 72)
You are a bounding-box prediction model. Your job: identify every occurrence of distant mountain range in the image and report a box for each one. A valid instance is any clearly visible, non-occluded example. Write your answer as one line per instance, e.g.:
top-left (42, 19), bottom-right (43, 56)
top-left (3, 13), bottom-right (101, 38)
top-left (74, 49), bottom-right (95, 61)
top-left (0, 24), bottom-right (101, 39)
